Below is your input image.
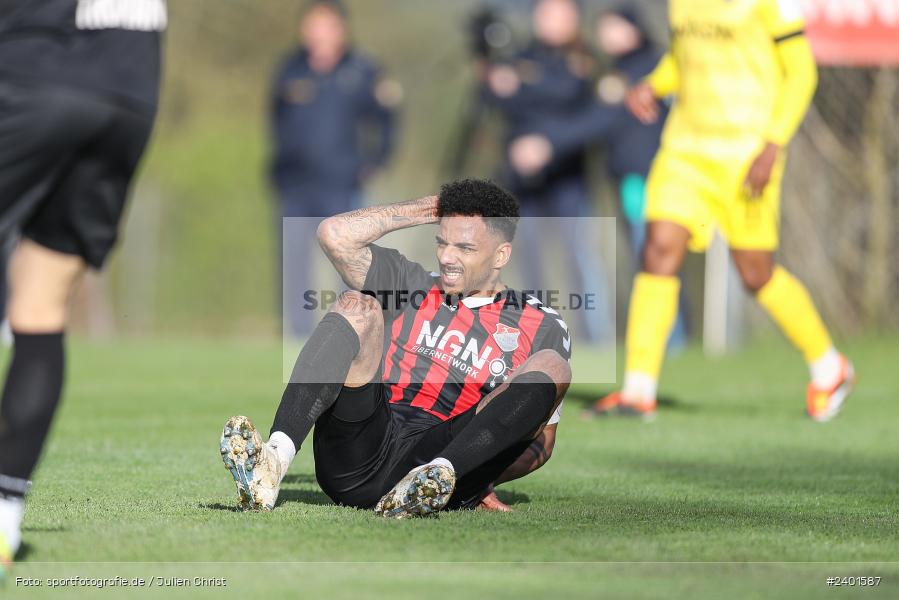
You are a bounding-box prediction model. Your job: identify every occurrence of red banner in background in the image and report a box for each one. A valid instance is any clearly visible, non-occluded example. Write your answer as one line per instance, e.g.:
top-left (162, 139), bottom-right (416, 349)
top-left (802, 0), bottom-right (899, 65)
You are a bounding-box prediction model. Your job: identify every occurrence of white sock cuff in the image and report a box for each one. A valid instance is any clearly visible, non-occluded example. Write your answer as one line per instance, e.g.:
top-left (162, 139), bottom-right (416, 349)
top-left (268, 431), bottom-right (297, 469)
top-left (622, 371), bottom-right (658, 401)
top-left (810, 347), bottom-right (842, 389)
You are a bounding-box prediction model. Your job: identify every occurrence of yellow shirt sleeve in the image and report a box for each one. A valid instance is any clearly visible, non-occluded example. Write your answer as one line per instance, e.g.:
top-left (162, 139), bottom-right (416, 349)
top-left (766, 36), bottom-right (817, 146)
top-left (644, 53), bottom-right (679, 98)
top-left (759, 0), bottom-right (818, 145)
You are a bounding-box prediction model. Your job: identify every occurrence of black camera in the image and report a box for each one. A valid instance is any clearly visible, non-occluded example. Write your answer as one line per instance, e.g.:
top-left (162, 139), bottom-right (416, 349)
top-left (467, 6), bottom-right (514, 61)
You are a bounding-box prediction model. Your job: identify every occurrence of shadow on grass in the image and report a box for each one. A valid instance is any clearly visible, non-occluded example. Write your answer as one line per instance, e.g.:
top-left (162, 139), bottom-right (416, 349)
top-left (278, 472), bottom-right (333, 506)
top-left (199, 477), bottom-right (333, 510)
top-left (15, 542), bottom-right (33, 561)
top-left (198, 502), bottom-right (243, 512)
top-left (564, 388), bottom-right (691, 412)
top-left (281, 473), bottom-right (318, 485)
top-left (495, 490), bottom-right (531, 507)
top-left (276, 488), bottom-right (333, 507)
top-left (22, 524), bottom-right (67, 533)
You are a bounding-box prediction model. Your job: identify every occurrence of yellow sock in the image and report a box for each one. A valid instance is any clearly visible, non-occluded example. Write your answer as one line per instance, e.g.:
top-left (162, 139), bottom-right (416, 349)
top-left (756, 266), bottom-right (833, 363)
top-left (624, 273), bottom-right (680, 379)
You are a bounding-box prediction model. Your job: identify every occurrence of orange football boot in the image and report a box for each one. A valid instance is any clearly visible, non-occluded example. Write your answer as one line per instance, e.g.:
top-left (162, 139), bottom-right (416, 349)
top-left (806, 355), bottom-right (855, 422)
top-left (584, 391), bottom-right (656, 420)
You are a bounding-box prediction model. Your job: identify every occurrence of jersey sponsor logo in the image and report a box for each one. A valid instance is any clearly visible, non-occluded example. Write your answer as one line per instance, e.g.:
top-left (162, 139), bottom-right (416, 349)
top-left (492, 324), bottom-right (520, 352)
top-left (76, 0), bottom-right (167, 32)
top-left (671, 21), bottom-right (735, 40)
top-left (385, 288), bottom-right (571, 420)
top-left (411, 320), bottom-right (495, 377)
top-left (487, 357), bottom-right (510, 388)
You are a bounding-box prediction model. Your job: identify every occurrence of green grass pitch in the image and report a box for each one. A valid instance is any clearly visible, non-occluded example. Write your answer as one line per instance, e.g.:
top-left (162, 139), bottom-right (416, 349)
top-left (6, 335), bottom-right (898, 598)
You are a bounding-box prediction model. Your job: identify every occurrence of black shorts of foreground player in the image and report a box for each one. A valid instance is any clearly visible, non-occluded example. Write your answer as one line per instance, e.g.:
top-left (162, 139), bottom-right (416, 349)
top-left (221, 179), bottom-right (572, 518)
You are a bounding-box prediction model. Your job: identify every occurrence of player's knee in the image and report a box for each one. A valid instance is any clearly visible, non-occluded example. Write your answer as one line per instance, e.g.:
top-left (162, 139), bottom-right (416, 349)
top-left (520, 349), bottom-right (571, 394)
top-left (329, 291), bottom-right (383, 340)
top-left (7, 296), bottom-right (68, 332)
top-left (737, 264), bottom-right (773, 294)
top-left (641, 236), bottom-right (684, 276)
top-left (7, 241), bottom-right (84, 332)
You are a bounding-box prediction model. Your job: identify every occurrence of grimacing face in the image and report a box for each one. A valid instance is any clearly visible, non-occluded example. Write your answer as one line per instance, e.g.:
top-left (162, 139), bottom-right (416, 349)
top-left (435, 216), bottom-right (512, 297)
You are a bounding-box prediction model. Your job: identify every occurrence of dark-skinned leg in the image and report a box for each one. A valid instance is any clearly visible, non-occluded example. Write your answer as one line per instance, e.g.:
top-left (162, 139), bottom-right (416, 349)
top-left (732, 247), bottom-right (847, 417)
top-left (437, 349), bottom-right (570, 477)
top-left (610, 221), bottom-right (690, 411)
top-left (375, 351), bottom-right (570, 517)
top-left (730, 248), bottom-right (774, 294)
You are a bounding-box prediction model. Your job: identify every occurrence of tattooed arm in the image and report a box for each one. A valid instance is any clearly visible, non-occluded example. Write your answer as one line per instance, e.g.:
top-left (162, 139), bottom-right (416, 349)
top-left (317, 196), bottom-right (439, 289)
top-left (494, 424), bottom-right (556, 485)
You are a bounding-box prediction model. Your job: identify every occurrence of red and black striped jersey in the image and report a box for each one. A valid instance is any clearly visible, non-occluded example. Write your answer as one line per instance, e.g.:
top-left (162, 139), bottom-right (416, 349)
top-left (363, 244), bottom-right (572, 432)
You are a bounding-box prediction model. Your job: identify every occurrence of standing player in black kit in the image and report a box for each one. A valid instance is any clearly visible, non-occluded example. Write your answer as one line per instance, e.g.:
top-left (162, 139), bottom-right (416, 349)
top-left (0, 0), bottom-right (165, 568)
top-left (221, 179), bottom-right (572, 518)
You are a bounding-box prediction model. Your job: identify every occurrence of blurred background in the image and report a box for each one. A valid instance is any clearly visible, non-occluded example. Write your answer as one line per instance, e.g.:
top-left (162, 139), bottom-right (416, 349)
top-left (76, 0), bottom-right (898, 353)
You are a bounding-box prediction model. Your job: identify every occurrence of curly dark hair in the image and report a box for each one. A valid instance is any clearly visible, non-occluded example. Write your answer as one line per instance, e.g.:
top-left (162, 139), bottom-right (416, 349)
top-left (437, 179), bottom-right (520, 242)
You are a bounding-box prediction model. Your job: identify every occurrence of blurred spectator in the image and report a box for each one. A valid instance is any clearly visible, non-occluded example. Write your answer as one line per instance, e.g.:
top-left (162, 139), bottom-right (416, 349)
top-left (508, 4), bottom-right (688, 348)
top-left (486, 0), bottom-right (611, 343)
top-left (269, 0), bottom-right (401, 337)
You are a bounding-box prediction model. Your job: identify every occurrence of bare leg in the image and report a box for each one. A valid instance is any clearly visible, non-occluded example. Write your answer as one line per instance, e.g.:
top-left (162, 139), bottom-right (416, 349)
top-left (640, 220), bottom-right (691, 276)
top-left (730, 248), bottom-right (775, 294)
top-left (0, 239), bottom-right (86, 554)
top-left (7, 239), bottom-right (86, 332)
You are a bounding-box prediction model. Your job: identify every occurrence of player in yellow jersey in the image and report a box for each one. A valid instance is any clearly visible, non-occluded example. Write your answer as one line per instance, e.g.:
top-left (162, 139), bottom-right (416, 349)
top-left (589, 0), bottom-right (854, 421)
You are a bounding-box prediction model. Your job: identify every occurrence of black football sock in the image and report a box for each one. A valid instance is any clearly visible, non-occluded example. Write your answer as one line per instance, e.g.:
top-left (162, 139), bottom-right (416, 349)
top-left (0, 332), bottom-right (65, 489)
top-left (270, 312), bottom-right (360, 449)
top-left (438, 371), bottom-right (557, 478)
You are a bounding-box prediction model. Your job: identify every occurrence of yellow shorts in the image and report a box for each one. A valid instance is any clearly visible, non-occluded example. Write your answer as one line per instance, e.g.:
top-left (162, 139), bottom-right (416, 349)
top-left (645, 148), bottom-right (784, 252)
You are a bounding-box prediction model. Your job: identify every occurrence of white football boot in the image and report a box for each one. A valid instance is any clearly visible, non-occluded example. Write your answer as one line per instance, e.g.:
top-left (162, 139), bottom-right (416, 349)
top-left (374, 463), bottom-right (456, 519)
top-left (0, 495), bottom-right (23, 581)
top-left (220, 416), bottom-right (282, 511)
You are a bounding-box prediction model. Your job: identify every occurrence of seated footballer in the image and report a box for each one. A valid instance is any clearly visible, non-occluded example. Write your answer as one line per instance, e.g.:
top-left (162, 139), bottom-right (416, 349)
top-left (220, 179), bottom-right (572, 517)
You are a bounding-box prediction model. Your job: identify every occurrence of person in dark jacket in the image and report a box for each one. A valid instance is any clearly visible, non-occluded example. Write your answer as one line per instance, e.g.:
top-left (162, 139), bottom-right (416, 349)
top-left (486, 0), bottom-right (612, 343)
top-left (508, 4), bottom-right (688, 350)
top-left (270, 0), bottom-right (400, 338)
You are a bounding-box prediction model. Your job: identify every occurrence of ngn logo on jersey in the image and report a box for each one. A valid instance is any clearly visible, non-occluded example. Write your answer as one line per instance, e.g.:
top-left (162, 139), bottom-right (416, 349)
top-left (412, 321), bottom-right (495, 378)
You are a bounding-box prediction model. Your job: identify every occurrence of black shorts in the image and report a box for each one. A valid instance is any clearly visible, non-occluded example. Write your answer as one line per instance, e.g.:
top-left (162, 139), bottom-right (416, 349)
top-left (312, 382), bottom-right (529, 510)
top-left (0, 78), bottom-right (156, 268)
